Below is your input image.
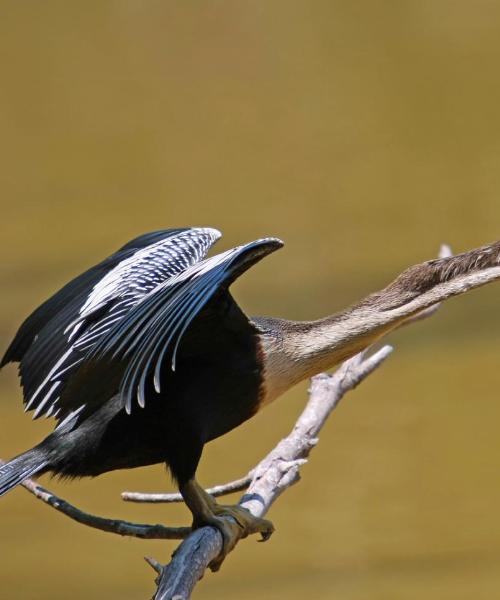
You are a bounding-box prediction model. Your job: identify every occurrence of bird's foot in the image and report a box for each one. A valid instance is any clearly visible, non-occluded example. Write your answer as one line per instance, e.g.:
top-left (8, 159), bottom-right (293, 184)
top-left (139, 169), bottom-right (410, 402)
top-left (182, 479), bottom-right (274, 571)
top-left (194, 503), bottom-right (275, 571)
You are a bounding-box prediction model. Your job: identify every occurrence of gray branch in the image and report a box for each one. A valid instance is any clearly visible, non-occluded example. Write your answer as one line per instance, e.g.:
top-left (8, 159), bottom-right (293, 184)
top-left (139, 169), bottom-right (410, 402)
top-left (152, 345), bottom-right (393, 600)
top-left (152, 240), bottom-right (500, 599)
top-left (5, 241), bottom-right (500, 600)
top-left (0, 463), bottom-right (191, 540)
top-left (122, 474), bottom-right (252, 504)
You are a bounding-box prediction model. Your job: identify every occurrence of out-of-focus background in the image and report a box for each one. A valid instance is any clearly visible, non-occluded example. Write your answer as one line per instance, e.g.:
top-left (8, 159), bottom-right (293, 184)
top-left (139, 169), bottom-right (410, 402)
top-left (1, 2), bottom-right (499, 598)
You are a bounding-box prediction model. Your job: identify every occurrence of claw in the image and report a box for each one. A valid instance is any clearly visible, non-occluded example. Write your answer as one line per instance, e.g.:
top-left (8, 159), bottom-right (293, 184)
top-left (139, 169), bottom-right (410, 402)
top-left (258, 525), bottom-right (274, 542)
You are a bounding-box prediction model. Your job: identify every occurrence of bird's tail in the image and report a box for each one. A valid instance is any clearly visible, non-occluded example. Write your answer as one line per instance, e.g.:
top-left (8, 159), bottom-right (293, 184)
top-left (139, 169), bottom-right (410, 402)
top-left (0, 448), bottom-right (48, 497)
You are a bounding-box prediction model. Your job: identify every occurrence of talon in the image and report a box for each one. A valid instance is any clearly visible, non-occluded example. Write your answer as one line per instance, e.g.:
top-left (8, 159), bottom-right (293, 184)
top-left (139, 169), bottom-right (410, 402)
top-left (258, 524), bottom-right (275, 542)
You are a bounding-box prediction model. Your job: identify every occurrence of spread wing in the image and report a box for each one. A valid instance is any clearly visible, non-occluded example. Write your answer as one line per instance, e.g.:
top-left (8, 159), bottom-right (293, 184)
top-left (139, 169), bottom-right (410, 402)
top-left (57, 237), bottom-right (283, 425)
top-left (1, 228), bottom-right (190, 367)
top-left (1, 227), bottom-right (222, 421)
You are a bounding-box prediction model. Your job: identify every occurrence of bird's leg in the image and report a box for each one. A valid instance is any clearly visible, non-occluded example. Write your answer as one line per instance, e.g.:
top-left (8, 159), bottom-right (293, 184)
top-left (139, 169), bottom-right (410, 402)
top-left (180, 478), bottom-right (274, 571)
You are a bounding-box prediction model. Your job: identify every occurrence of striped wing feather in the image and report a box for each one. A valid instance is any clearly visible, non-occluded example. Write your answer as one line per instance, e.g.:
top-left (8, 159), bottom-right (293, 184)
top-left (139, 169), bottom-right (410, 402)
top-left (1, 227), bottom-right (222, 421)
top-left (68, 237), bottom-right (283, 419)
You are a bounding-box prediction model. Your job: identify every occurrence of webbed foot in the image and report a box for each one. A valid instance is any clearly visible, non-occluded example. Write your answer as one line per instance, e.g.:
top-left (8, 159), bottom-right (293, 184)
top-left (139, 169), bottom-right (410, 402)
top-left (181, 479), bottom-right (275, 571)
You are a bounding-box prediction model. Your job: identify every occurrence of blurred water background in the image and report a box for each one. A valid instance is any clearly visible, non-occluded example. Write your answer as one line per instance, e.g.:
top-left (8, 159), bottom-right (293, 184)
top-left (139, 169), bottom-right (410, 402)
top-left (1, 2), bottom-right (500, 598)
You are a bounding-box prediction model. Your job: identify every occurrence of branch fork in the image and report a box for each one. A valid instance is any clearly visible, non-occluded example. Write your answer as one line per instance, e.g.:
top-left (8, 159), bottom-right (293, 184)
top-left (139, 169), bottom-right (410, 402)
top-left (5, 241), bottom-right (500, 599)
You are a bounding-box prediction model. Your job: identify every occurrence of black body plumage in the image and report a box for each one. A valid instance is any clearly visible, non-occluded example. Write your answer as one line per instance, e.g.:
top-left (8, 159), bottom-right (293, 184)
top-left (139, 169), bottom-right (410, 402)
top-left (0, 228), bottom-right (283, 493)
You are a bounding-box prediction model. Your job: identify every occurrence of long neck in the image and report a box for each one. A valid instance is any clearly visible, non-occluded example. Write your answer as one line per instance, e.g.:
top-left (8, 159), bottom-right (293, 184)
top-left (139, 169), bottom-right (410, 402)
top-left (254, 303), bottom-right (400, 405)
top-left (254, 238), bottom-right (500, 406)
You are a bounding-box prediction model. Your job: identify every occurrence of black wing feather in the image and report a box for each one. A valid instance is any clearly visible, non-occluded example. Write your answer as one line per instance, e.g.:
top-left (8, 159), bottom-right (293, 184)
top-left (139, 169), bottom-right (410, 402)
top-left (86, 237), bottom-right (283, 414)
top-left (2, 227), bottom-right (221, 421)
top-left (1, 228), bottom-right (189, 367)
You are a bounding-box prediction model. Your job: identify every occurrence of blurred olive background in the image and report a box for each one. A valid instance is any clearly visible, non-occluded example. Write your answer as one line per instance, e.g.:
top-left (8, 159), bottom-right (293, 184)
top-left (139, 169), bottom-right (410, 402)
top-left (1, 1), bottom-right (500, 598)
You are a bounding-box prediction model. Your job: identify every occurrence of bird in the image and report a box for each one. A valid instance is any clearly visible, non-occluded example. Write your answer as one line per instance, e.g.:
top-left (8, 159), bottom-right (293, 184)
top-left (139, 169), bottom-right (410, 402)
top-left (1, 227), bottom-right (499, 569)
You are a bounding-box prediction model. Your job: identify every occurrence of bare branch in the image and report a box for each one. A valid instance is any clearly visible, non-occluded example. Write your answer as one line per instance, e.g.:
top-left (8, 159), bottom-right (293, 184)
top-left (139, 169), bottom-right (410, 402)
top-left (0, 462), bottom-right (190, 540)
top-left (153, 345), bottom-right (393, 600)
top-left (8, 240), bottom-right (500, 600)
top-left (153, 239), bottom-right (500, 598)
top-left (122, 474), bottom-right (251, 504)
top-left (145, 556), bottom-right (164, 575)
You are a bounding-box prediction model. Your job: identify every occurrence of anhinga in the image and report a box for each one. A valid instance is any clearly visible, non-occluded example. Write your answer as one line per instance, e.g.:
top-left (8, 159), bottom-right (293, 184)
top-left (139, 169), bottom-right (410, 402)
top-left (1, 228), bottom-right (499, 569)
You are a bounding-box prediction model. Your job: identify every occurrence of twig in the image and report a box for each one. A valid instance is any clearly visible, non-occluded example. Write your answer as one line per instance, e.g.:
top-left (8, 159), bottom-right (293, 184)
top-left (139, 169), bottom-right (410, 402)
top-left (122, 474), bottom-right (252, 503)
top-left (153, 345), bottom-right (393, 600)
top-left (145, 556), bottom-right (164, 575)
top-left (0, 463), bottom-right (191, 540)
